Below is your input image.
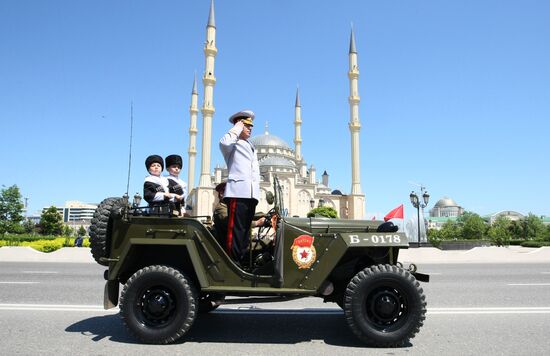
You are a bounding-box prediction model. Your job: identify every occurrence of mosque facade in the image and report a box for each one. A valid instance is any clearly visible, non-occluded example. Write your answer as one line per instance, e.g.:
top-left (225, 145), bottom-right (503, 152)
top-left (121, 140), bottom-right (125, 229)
top-left (186, 1), bottom-right (365, 219)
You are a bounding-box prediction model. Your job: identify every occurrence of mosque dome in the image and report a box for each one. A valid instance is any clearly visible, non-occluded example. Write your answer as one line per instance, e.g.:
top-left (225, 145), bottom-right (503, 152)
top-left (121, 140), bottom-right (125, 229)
top-left (250, 132), bottom-right (291, 150)
top-left (434, 197), bottom-right (459, 208)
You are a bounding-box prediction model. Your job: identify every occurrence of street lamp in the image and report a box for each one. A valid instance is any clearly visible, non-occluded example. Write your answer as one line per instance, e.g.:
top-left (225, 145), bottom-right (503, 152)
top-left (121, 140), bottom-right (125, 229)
top-left (132, 193), bottom-right (142, 216)
top-left (309, 198), bottom-right (315, 209)
top-left (409, 187), bottom-right (430, 248)
top-left (318, 198), bottom-right (325, 207)
top-left (133, 193), bottom-right (142, 208)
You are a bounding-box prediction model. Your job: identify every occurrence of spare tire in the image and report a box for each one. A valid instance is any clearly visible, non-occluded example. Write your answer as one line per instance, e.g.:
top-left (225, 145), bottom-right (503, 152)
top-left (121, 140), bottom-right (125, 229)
top-left (89, 197), bottom-right (126, 266)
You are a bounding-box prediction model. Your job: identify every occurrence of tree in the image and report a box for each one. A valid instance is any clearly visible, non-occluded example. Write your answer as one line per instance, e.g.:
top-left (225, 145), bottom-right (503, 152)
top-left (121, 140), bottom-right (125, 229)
top-left (457, 211), bottom-right (487, 240)
top-left (77, 225), bottom-right (87, 236)
top-left (508, 220), bottom-right (525, 239)
top-left (22, 218), bottom-right (36, 234)
top-left (438, 220), bottom-right (461, 240)
top-left (523, 213), bottom-right (545, 240)
top-left (488, 216), bottom-right (512, 246)
top-left (63, 224), bottom-right (74, 237)
top-left (0, 185), bottom-right (25, 235)
top-left (307, 206), bottom-right (338, 218)
top-left (544, 225), bottom-right (550, 242)
top-left (40, 206), bottom-right (64, 235)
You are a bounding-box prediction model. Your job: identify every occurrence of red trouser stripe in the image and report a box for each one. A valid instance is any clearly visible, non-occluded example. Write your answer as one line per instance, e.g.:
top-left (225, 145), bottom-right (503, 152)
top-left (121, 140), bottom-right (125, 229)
top-left (226, 198), bottom-right (237, 257)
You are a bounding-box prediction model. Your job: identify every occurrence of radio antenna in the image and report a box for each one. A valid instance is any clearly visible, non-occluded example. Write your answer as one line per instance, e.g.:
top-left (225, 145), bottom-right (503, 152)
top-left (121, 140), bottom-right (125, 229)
top-left (126, 101), bottom-right (134, 196)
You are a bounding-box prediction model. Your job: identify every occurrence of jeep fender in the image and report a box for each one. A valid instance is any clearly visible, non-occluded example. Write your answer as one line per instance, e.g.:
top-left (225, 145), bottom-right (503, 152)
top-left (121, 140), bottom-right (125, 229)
top-left (108, 239), bottom-right (210, 289)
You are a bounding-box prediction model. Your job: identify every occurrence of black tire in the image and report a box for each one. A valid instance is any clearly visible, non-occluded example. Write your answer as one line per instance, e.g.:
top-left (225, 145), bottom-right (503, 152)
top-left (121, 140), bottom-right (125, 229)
top-left (344, 264), bottom-right (427, 347)
top-left (198, 293), bottom-right (225, 313)
top-left (88, 197), bottom-right (125, 266)
top-left (119, 265), bottom-right (198, 344)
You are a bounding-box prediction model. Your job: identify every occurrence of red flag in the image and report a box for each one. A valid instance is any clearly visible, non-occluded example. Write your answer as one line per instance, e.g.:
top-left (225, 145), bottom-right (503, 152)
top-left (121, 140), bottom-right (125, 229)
top-left (384, 204), bottom-right (404, 221)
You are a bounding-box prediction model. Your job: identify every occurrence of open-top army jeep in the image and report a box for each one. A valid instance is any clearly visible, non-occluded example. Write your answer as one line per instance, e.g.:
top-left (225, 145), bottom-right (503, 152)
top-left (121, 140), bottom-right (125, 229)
top-left (90, 177), bottom-right (429, 347)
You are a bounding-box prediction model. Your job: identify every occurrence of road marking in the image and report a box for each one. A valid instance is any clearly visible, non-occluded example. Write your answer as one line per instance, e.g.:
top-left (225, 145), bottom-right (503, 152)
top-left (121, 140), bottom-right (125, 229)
top-left (428, 307), bottom-right (550, 315)
top-left (0, 304), bottom-right (117, 312)
top-left (0, 282), bottom-right (39, 284)
top-left (507, 283), bottom-right (550, 286)
top-left (216, 307), bottom-right (550, 315)
top-left (21, 271), bottom-right (59, 274)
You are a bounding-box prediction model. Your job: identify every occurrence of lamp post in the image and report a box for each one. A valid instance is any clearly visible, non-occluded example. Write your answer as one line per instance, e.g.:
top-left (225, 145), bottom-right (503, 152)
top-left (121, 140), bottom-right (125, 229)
top-left (132, 193), bottom-right (142, 216)
top-left (409, 187), bottom-right (430, 248)
top-left (318, 198), bottom-right (325, 207)
top-left (310, 198), bottom-right (315, 209)
top-left (133, 193), bottom-right (142, 207)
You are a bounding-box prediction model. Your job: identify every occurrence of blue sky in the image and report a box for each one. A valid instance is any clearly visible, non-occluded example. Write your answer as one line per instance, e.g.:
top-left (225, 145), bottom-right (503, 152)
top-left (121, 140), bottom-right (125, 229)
top-left (1, 0), bottom-right (549, 220)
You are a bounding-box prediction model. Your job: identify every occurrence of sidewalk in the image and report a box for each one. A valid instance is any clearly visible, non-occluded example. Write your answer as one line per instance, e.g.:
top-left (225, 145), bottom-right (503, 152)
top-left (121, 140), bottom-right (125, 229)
top-left (1, 245), bottom-right (549, 264)
top-left (0, 247), bottom-right (96, 263)
top-left (399, 246), bottom-right (550, 264)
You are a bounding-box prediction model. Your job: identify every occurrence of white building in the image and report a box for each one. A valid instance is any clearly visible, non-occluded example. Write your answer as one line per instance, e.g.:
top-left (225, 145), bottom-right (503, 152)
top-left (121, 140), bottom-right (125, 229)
top-left (41, 201), bottom-right (97, 232)
top-left (429, 197), bottom-right (464, 218)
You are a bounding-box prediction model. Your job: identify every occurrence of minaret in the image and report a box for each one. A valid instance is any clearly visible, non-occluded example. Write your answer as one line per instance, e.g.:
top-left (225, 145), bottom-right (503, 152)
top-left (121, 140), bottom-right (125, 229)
top-left (294, 88), bottom-right (303, 162)
top-left (198, 0), bottom-right (217, 187)
top-left (322, 170), bottom-right (329, 187)
top-left (348, 27), bottom-right (362, 195)
top-left (187, 74), bottom-right (199, 191)
top-left (309, 164), bottom-right (316, 184)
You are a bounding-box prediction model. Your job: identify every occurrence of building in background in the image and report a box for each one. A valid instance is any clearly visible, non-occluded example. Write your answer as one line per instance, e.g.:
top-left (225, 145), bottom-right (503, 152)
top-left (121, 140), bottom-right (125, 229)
top-left (483, 211), bottom-right (524, 225)
top-left (41, 201), bottom-right (97, 231)
top-left (427, 196), bottom-right (464, 230)
top-left (186, 1), bottom-right (365, 219)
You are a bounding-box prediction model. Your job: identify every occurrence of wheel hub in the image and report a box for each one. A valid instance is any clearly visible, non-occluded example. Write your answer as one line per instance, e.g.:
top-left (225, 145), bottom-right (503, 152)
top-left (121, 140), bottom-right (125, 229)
top-left (375, 294), bottom-right (398, 319)
top-left (367, 287), bottom-right (405, 326)
top-left (140, 288), bottom-right (176, 325)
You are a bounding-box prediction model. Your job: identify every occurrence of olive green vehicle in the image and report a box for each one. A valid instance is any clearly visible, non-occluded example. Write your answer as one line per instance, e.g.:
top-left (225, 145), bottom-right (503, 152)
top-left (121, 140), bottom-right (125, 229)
top-left (90, 177), bottom-right (429, 347)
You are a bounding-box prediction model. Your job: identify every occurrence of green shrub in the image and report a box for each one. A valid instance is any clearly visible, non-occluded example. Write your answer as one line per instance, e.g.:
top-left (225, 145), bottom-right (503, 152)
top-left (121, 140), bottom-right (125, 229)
top-left (520, 240), bottom-right (550, 248)
top-left (427, 229), bottom-right (443, 248)
top-left (21, 238), bottom-right (65, 252)
top-left (307, 206), bottom-right (338, 218)
top-left (0, 234), bottom-right (57, 243)
top-left (0, 235), bottom-right (89, 251)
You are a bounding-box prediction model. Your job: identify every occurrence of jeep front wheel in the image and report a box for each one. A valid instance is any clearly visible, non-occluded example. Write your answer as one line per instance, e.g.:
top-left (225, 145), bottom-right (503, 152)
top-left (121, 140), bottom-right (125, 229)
top-left (344, 264), bottom-right (426, 347)
top-left (119, 265), bottom-right (197, 344)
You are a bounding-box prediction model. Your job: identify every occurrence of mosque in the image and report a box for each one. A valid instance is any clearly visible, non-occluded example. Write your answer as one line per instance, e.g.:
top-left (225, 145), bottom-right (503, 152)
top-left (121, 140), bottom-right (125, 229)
top-left (186, 1), bottom-right (365, 219)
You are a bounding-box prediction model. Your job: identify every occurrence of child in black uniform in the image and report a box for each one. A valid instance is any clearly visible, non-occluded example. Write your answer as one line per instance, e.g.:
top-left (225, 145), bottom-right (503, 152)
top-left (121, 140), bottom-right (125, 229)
top-left (165, 154), bottom-right (187, 216)
top-left (143, 155), bottom-right (172, 208)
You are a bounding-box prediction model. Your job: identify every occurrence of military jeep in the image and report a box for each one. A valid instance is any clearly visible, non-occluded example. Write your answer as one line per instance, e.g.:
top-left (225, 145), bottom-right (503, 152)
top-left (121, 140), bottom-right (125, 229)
top-left (90, 177), bottom-right (429, 347)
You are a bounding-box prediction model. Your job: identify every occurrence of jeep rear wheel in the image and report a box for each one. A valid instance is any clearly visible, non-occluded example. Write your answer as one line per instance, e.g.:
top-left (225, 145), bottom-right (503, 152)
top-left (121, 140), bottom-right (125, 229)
top-left (344, 264), bottom-right (426, 347)
top-left (119, 265), bottom-right (197, 344)
top-left (89, 197), bottom-right (125, 266)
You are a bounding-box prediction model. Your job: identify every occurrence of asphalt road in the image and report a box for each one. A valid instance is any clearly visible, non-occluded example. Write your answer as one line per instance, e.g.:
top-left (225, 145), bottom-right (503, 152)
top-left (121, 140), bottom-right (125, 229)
top-left (1, 261), bottom-right (549, 355)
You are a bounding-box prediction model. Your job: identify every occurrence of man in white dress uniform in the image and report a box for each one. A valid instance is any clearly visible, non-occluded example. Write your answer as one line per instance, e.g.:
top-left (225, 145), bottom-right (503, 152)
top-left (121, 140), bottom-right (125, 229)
top-left (219, 109), bottom-right (260, 263)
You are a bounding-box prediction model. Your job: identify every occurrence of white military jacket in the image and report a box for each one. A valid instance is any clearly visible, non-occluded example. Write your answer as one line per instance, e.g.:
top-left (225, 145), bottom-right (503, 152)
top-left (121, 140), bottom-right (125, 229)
top-left (219, 124), bottom-right (260, 201)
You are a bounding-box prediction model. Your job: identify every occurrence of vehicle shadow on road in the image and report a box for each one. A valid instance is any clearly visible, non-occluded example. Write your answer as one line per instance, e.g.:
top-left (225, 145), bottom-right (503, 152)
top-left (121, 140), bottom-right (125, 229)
top-left (65, 314), bottom-right (138, 344)
top-left (66, 309), bottom-right (412, 348)
top-left (186, 309), bottom-right (365, 347)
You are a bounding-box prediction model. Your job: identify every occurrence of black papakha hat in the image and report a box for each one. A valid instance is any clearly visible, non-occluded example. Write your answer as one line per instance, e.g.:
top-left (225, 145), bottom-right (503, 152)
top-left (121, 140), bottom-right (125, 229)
top-left (145, 155), bottom-right (164, 170)
top-left (215, 181), bottom-right (227, 193)
top-left (165, 154), bottom-right (183, 168)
